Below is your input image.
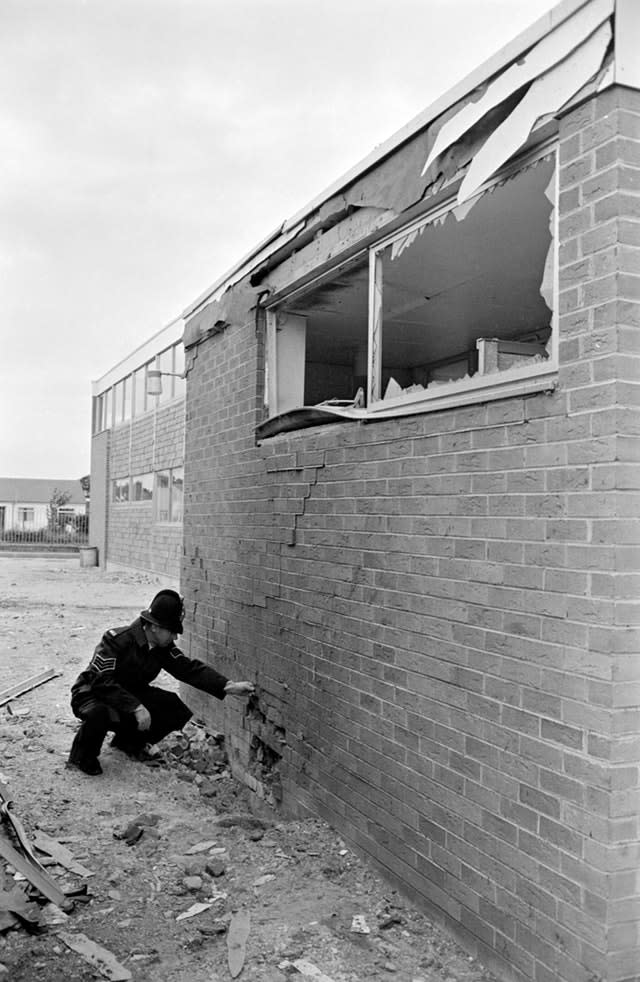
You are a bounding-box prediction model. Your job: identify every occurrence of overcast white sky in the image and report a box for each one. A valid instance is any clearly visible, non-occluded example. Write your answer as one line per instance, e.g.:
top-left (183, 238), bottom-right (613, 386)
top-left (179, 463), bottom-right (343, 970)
top-left (1, 0), bottom-right (558, 480)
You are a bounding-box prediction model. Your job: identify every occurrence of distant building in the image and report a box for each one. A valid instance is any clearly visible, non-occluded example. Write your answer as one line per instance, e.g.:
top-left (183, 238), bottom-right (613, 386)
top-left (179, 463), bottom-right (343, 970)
top-left (89, 316), bottom-right (185, 576)
top-left (0, 478), bottom-right (87, 535)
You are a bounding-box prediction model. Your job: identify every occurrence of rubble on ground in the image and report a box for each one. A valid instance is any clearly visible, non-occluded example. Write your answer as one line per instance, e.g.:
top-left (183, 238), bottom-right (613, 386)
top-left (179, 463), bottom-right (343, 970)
top-left (0, 558), bottom-right (500, 982)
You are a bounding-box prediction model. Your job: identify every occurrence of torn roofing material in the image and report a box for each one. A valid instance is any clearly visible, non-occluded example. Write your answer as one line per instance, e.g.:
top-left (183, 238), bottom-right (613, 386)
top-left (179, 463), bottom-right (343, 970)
top-left (457, 18), bottom-right (612, 203)
top-left (183, 0), bottom-right (611, 321)
top-left (422, 0), bottom-right (613, 175)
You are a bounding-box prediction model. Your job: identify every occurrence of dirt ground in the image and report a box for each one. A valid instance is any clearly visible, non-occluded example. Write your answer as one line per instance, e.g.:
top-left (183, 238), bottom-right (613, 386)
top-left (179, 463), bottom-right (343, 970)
top-left (0, 555), bottom-right (500, 982)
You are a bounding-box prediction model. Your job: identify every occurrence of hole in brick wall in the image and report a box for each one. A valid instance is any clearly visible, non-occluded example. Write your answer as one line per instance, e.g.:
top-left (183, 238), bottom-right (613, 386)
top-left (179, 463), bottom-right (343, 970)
top-left (239, 697), bottom-right (287, 805)
top-left (248, 734), bottom-right (283, 804)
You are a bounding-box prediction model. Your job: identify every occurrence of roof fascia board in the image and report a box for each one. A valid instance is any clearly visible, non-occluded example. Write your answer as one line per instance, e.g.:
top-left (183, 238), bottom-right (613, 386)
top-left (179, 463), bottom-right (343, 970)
top-left (182, 0), bottom-right (594, 320)
top-left (614, 0), bottom-right (640, 89)
top-left (284, 0), bottom-right (595, 228)
top-left (92, 316), bottom-right (184, 395)
top-left (182, 221), bottom-right (306, 318)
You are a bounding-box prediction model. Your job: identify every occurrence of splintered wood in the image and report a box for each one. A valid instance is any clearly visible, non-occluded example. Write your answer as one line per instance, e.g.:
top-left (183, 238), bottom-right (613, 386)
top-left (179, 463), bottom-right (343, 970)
top-left (227, 909), bottom-right (250, 978)
top-left (58, 931), bottom-right (132, 981)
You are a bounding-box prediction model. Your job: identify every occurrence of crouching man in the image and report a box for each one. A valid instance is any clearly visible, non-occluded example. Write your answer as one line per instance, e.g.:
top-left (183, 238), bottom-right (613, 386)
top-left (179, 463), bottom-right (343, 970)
top-left (67, 589), bottom-right (255, 776)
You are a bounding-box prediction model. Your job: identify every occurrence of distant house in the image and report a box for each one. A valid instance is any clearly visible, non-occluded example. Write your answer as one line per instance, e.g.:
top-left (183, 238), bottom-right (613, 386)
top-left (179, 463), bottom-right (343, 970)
top-left (0, 478), bottom-right (87, 534)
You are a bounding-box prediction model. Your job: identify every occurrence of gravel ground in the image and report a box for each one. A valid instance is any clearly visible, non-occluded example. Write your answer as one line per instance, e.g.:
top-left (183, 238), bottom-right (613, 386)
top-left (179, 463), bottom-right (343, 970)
top-left (0, 555), bottom-right (501, 982)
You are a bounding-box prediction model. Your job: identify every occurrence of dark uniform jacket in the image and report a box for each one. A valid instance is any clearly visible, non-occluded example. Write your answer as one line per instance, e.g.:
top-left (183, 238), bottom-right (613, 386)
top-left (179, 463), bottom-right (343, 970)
top-left (71, 618), bottom-right (228, 717)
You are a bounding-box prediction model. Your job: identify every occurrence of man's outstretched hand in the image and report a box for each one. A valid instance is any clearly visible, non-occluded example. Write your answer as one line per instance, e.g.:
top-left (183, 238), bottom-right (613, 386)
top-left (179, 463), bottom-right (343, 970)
top-left (134, 705), bottom-right (152, 731)
top-left (224, 681), bottom-right (255, 696)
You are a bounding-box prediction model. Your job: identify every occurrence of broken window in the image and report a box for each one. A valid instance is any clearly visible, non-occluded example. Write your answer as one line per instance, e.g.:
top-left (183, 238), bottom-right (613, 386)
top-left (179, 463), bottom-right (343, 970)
top-left (264, 148), bottom-right (556, 426)
top-left (369, 151), bottom-right (556, 406)
top-left (266, 255), bottom-right (369, 415)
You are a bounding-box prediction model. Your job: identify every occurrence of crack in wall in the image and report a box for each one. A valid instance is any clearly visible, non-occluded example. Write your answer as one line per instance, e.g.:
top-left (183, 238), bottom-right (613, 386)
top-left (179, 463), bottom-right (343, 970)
top-left (287, 451), bottom-right (325, 548)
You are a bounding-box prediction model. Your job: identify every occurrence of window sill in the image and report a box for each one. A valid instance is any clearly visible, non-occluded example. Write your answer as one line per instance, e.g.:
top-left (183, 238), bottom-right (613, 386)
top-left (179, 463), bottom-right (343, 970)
top-left (257, 364), bottom-right (557, 440)
top-left (368, 362), bottom-right (557, 418)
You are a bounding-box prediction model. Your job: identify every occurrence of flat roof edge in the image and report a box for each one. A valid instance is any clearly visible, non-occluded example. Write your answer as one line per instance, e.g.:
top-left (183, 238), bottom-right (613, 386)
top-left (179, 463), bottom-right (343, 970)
top-left (182, 0), bottom-right (593, 318)
top-left (91, 315), bottom-right (185, 394)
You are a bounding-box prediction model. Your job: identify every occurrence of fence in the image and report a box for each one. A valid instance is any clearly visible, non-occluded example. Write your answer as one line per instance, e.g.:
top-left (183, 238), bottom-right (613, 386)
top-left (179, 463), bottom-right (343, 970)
top-left (0, 512), bottom-right (89, 550)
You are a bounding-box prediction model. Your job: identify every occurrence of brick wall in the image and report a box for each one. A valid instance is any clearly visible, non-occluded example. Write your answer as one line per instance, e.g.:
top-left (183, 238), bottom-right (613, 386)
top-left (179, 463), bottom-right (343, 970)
top-left (555, 85), bottom-right (640, 982)
top-left (183, 87), bottom-right (640, 982)
top-left (102, 399), bottom-right (185, 577)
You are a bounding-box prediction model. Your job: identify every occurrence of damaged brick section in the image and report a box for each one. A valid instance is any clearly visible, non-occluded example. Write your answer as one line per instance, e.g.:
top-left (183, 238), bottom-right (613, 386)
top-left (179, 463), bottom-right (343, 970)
top-left (226, 698), bottom-right (285, 807)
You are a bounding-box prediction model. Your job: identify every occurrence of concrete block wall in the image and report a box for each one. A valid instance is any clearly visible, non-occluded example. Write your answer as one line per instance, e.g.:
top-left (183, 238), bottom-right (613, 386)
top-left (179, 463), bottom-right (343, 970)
top-left (182, 87), bottom-right (640, 982)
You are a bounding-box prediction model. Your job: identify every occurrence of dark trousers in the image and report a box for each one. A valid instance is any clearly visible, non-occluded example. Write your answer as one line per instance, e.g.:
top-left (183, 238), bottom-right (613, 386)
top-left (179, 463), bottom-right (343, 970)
top-left (70, 688), bottom-right (192, 762)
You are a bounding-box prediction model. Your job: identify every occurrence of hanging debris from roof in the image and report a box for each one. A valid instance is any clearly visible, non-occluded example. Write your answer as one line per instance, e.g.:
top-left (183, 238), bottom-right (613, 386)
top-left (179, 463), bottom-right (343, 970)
top-left (458, 20), bottom-right (612, 204)
top-left (422, 0), bottom-right (613, 204)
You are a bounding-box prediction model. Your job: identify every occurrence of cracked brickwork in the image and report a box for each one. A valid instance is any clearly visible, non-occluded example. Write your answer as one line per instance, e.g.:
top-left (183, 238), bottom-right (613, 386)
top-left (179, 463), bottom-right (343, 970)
top-left (182, 87), bottom-right (640, 982)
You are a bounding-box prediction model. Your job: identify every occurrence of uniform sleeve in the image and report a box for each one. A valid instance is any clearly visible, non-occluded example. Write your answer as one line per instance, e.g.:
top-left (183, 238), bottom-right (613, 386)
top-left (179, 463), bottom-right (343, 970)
top-left (71, 630), bottom-right (141, 715)
top-left (160, 647), bottom-right (229, 700)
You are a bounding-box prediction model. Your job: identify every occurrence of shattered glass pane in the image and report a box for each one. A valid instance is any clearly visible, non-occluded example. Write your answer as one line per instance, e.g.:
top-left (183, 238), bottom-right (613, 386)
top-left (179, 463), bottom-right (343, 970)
top-left (375, 153), bottom-right (555, 401)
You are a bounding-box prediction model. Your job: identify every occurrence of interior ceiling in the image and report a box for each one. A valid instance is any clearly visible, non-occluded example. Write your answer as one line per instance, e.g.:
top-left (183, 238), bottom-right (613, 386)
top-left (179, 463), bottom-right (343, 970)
top-left (287, 264), bottom-right (369, 363)
top-left (286, 156), bottom-right (554, 367)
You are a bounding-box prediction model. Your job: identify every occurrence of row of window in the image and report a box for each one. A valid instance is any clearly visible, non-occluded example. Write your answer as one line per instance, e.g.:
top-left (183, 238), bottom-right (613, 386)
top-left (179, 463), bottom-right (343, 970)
top-left (94, 342), bottom-right (185, 434)
top-left (16, 506), bottom-right (76, 523)
top-left (265, 147), bottom-right (557, 425)
top-left (112, 467), bottom-right (184, 523)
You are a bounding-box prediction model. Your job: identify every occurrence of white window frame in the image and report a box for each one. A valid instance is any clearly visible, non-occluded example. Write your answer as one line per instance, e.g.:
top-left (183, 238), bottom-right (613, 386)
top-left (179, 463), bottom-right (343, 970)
top-left (264, 143), bottom-right (558, 424)
top-left (112, 478), bottom-right (130, 504)
top-left (366, 145), bottom-right (559, 417)
top-left (131, 473), bottom-right (154, 503)
top-left (154, 466), bottom-right (184, 524)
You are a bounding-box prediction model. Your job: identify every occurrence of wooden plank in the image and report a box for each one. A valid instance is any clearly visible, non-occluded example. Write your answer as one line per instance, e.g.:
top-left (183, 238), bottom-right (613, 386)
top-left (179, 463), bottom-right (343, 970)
top-left (58, 931), bottom-right (132, 981)
top-left (0, 831), bottom-right (67, 908)
top-left (32, 831), bottom-right (94, 878)
top-left (227, 909), bottom-right (250, 978)
top-left (0, 669), bottom-right (59, 707)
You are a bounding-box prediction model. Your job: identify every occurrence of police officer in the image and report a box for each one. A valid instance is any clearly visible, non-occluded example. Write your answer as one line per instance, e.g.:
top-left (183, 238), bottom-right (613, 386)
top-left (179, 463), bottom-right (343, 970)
top-left (67, 589), bottom-right (255, 775)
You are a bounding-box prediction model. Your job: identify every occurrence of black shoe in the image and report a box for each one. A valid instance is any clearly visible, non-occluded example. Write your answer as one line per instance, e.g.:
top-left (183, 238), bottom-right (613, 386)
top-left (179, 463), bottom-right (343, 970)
top-left (111, 737), bottom-right (162, 766)
top-left (136, 745), bottom-right (164, 766)
top-left (67, 726), bottom-right (103, 775)
top-left (66, 755), bottom-right (103, 776)
top-left (110, 735), bottom-right (144, 757)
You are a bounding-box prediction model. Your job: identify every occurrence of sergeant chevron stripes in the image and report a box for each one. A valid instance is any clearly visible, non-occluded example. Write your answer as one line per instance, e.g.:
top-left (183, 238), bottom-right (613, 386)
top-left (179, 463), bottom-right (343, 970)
top-left (90, 652), bottom-right (116, 673)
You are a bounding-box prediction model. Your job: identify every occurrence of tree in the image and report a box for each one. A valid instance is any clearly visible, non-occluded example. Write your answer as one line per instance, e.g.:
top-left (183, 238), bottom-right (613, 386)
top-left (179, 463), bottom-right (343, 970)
top-left (47, 487), bottom-right (72, 532)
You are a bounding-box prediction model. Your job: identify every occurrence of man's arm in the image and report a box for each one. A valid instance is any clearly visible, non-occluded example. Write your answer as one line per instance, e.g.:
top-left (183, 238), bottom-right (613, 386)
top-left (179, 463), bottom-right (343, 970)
top-left (161, 647), bottom-right (254, 700)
